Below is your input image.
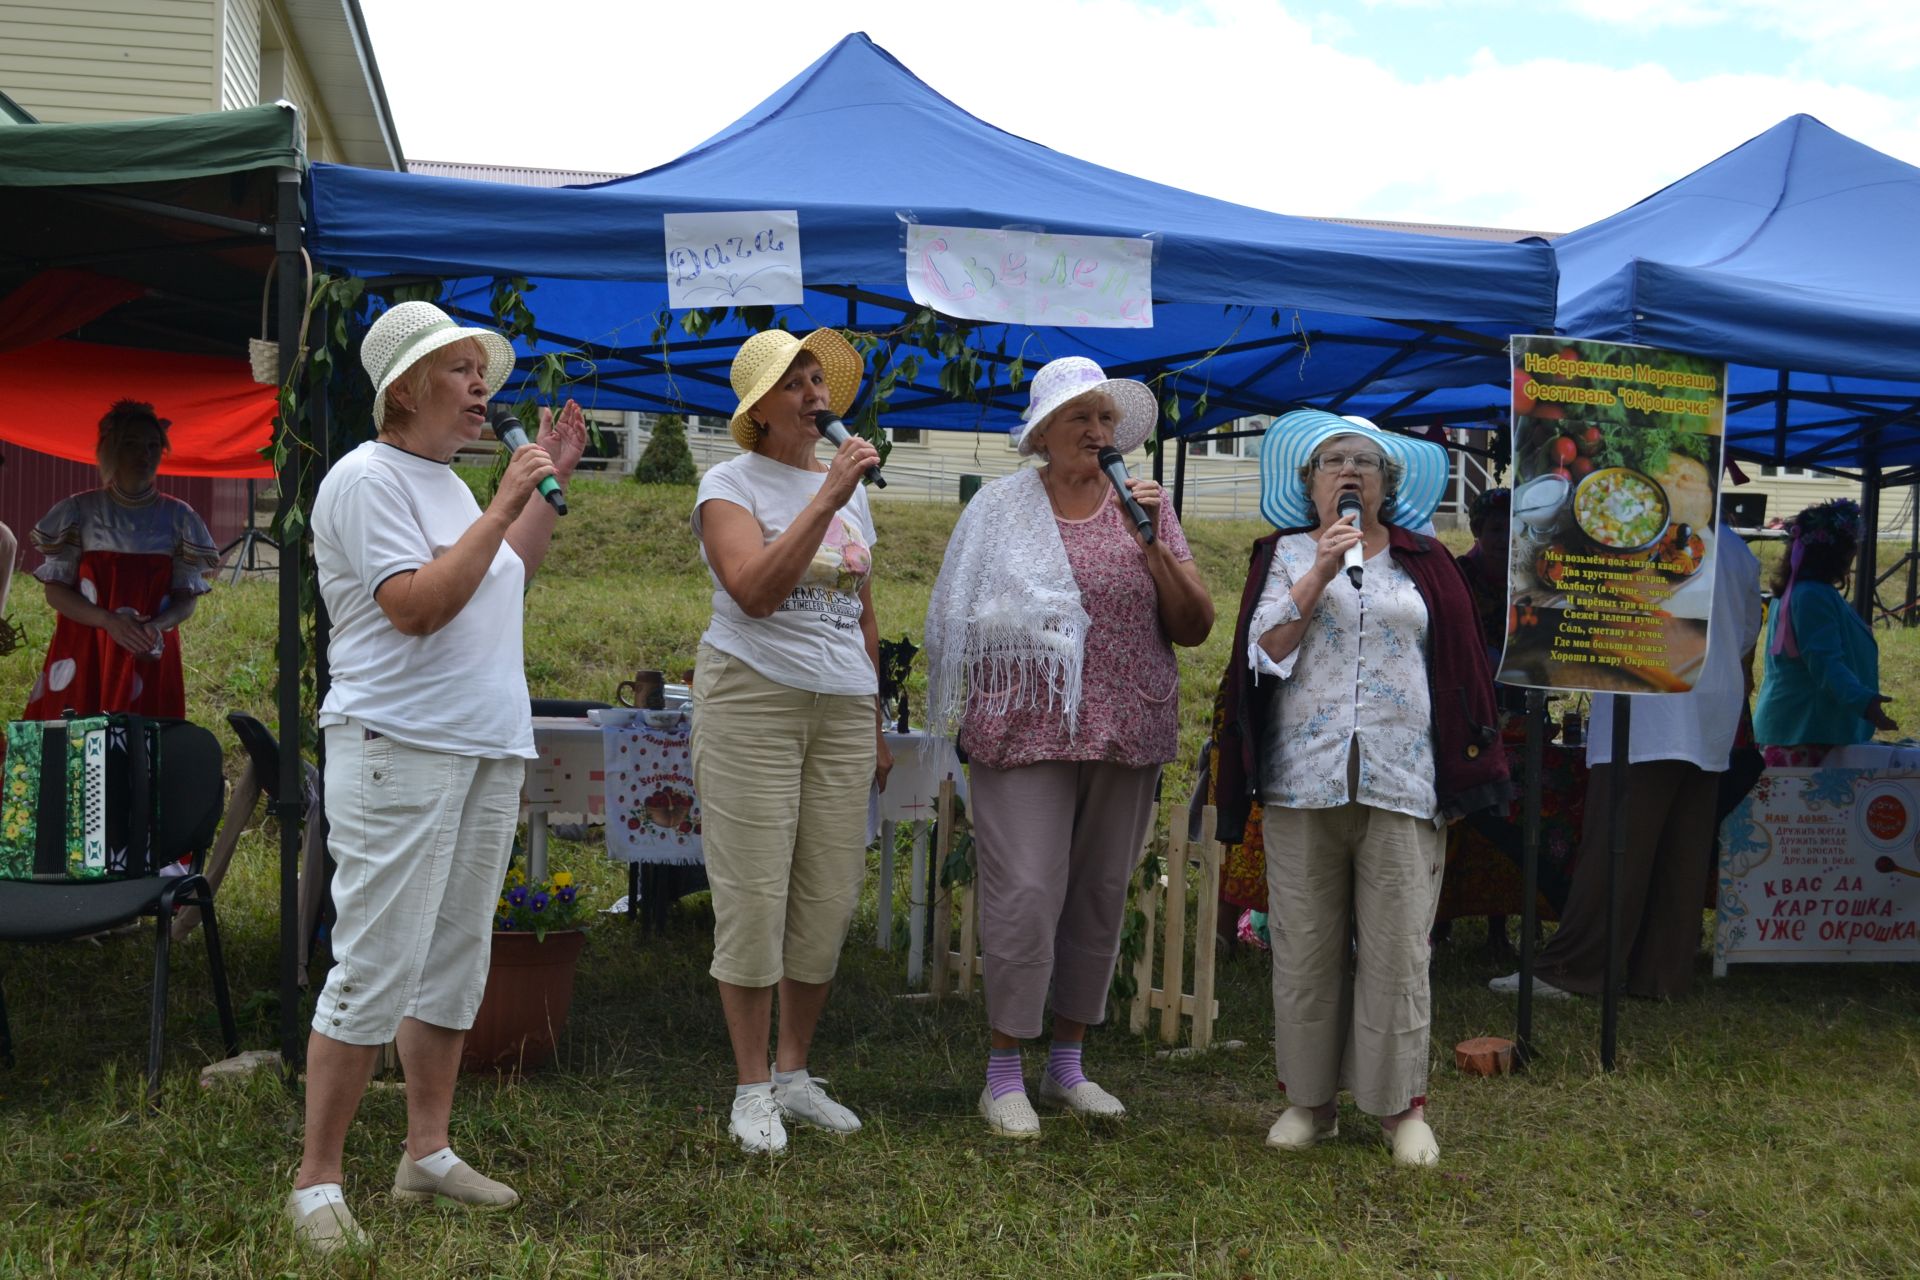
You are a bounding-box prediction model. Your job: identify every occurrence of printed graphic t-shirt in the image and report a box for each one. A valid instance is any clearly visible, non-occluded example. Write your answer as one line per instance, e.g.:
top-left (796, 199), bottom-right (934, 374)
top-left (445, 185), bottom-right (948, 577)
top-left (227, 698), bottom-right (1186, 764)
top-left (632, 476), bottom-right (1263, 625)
top-left (693, 451), bottom-right (878, 696)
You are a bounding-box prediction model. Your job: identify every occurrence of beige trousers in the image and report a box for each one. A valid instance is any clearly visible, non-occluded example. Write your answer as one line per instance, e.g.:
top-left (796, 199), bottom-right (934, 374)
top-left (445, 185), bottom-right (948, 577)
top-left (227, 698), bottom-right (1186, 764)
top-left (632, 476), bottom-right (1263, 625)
top-left (1264, 796), bottom-right (1445, 1116)
top-left (690, 645), bottom-right (874, 988)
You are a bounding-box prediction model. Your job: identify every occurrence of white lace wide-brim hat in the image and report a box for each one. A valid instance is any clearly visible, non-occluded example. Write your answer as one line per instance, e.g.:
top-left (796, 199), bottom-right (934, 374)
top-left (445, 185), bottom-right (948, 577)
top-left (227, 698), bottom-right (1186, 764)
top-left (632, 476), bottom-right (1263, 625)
top-left (1014, 356), bottom-right (1157, 456)
top-left (1258, 409), bottom-right (1450, 530)
top-left (361, 301), bottom-right (516, 429)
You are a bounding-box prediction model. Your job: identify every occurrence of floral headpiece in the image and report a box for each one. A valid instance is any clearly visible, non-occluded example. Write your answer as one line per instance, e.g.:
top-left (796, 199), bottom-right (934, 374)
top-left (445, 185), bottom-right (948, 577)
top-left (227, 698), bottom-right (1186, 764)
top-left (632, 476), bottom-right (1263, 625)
top-left (1785, 497), bottom-right (1862, 547)
top-left (1772, 498), bottom-right (1863, 659)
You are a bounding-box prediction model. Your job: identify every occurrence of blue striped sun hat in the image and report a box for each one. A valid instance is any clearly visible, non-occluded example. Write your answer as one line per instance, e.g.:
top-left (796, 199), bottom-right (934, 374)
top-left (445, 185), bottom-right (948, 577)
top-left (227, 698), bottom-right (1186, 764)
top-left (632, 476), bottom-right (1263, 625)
top-left (1257, 410), bottom-right (1450, 530)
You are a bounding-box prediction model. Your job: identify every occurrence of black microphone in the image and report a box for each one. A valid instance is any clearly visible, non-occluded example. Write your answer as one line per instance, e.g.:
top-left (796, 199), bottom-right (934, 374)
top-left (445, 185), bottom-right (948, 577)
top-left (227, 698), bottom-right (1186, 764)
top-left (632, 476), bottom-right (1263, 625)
top-left (489, 410), bottom-right (566, 515)
top-left (1096, 445), bottom-right (1155, 546)
top-left (814, 411), bottom-right (886, 487)
top-left (1337, 492), bottom-right (1363, 588)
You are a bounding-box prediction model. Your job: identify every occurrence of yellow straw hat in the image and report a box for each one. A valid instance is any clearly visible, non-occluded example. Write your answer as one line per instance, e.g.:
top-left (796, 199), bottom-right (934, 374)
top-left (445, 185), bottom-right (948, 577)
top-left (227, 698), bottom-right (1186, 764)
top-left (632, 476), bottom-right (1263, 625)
top-left (727, 328), bottom-right (864, 450)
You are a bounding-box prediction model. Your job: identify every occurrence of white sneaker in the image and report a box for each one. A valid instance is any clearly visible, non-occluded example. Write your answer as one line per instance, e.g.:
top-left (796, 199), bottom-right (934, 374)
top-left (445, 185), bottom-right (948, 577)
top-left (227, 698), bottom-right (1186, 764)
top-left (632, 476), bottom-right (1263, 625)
top-left (1265, 1105), bottom-right (1338, 1150)
top-left (1038, 1073), bottom-right (1126, 1118)
top-left (729, 1085), bottom-right (788, 1155)
top-left (1488, 971), bottom-right (1575, 1000)
top-left (1389, 1117), bottom-right (1440, 1167)
top-left (978, 1085), bottom-right (1041, 1139)
top-left (772, 1070), bottom-right (862, 1134)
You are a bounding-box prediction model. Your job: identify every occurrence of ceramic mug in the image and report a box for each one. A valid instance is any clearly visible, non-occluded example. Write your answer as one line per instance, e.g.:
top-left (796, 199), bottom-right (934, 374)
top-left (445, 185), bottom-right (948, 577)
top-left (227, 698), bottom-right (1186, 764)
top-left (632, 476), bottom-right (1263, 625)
top-left (616, 669), bottom-right (666, 710)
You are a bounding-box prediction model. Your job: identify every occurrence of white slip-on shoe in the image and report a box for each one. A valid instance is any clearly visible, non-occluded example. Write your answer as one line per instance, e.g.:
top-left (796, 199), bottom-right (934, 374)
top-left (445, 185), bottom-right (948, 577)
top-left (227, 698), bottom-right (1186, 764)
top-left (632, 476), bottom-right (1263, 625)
top-left (772, 1070), bottom-right (862, 1134)
top-left (1038, 1073), bottom-right (1126, 1118)
top-left (730, 1085), bottom-right (788, 1155)
top-left (391, 1150), bottom-right (519, 1209)
top-left (1488, 971), bottom-right (1575, 1000)
top-left (286, 1187), bottom-right (368, 1254)
top-left (1265, 1105), bottom-right (1339, 1150)
top-left (978, 1085), bottom-right (1041, 1139)
top-left (1389, 1117), bottom-right (1440, 1167)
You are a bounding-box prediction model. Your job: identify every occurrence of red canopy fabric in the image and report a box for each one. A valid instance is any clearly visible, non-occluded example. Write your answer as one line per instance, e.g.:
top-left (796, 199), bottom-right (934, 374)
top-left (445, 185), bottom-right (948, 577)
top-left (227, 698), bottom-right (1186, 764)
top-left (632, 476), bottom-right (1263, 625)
top-left (0, 339), bottom-right (276, 478)
top-left (0, 269), bottom-right (145, 355)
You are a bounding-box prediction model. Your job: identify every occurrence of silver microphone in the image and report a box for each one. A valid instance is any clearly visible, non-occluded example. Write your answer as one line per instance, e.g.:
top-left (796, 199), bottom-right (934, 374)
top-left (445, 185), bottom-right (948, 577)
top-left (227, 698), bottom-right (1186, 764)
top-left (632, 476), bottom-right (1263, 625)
top-left (1337, 492), bottom-right (1364, 588)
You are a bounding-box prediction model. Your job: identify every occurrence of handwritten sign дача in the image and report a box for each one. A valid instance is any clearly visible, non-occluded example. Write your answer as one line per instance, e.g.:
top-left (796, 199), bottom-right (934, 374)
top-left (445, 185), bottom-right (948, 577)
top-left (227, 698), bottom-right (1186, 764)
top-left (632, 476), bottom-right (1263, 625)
top-left (663, 210), bottom-right (804, 309)
top-left (903, 225), bottom-right (1153, 329)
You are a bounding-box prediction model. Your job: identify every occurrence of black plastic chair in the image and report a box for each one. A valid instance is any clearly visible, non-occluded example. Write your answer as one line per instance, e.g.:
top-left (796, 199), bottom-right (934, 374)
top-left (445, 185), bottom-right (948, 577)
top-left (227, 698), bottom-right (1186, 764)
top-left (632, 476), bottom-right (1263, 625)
top-left (0, 720), bottom-right (239, 1103)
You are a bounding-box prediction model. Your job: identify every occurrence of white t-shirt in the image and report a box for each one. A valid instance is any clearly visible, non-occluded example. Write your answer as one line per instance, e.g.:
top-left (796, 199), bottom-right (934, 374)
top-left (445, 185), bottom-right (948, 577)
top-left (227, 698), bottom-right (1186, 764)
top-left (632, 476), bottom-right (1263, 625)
top-left (313, 440), bottom-right (535, 758)
top-left (693, 451), bottom-right (878, 696)
top-left (1587, 531), bottom-right (1763, 772)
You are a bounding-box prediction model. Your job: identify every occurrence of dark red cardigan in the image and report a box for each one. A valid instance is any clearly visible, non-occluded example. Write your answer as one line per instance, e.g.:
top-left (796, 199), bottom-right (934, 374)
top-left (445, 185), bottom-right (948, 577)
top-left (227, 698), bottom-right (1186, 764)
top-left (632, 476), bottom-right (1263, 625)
top-left (1214, 524), bottom-right (1511, 843)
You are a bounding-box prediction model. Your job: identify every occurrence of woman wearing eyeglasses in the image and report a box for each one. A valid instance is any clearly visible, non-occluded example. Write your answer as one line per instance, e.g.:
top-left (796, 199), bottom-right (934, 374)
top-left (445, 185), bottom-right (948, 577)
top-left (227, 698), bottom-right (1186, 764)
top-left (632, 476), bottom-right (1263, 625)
top-left (1212, 411), bottom-right (1507, 1167)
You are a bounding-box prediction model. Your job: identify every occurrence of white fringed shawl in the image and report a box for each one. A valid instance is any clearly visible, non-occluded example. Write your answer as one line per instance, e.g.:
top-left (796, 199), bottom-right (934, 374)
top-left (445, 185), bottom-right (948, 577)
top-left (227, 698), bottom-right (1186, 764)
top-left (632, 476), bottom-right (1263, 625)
top-left (924, 468), bottom-right (1088, 743)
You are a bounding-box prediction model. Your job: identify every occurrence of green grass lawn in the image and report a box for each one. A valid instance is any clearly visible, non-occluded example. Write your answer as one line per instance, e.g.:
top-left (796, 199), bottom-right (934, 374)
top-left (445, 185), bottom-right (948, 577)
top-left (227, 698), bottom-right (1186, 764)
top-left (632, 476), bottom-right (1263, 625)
top-left (1, 478), bottom-right (1918, 1277)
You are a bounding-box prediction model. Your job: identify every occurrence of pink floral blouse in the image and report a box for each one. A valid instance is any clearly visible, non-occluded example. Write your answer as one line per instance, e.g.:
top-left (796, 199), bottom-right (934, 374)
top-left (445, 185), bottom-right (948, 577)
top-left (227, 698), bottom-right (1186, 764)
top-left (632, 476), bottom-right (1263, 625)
top-left (959, 496), bottom-right (1192, 770)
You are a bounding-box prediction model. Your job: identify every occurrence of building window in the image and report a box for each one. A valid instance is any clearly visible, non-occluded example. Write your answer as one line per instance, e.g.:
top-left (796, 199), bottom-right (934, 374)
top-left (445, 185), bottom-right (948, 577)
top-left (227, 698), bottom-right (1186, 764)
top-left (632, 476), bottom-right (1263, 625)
top-left (890, 426), bottom-right (923, 445)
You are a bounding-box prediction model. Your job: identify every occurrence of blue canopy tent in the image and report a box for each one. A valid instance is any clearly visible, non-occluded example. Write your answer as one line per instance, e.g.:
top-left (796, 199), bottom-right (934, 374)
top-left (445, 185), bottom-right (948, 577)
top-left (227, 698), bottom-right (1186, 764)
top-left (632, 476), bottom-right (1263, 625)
top-left (306, 33), bottom-right (1554, 472)
top-left (1553, 115), bottom-right (1920, 616)
top-left (1556, 114), bottom-right (1920, 476)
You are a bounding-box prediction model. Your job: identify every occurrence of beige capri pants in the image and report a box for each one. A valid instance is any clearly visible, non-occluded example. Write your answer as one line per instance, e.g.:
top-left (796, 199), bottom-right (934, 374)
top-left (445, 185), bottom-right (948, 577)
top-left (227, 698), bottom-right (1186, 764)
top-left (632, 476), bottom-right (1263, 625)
top-left (689, 645), bottom-right (874, 988)
top-left (1264, 796), bottom-right (1446, 1117)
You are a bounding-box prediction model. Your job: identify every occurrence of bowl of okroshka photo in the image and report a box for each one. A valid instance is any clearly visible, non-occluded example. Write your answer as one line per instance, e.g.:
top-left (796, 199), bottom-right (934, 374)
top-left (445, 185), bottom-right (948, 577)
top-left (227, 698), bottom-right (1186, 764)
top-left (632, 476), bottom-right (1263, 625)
top-left (1572, 466), bottom-right (1671, 553)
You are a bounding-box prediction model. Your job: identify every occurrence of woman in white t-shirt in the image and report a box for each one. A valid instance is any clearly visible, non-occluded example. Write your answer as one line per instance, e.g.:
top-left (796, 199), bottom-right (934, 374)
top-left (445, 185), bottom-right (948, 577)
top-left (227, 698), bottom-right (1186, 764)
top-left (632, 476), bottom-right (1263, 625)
top-left (691, 327), bottom-right (891, 1155)
top-left (287, 302), bottom-right (585, 1254)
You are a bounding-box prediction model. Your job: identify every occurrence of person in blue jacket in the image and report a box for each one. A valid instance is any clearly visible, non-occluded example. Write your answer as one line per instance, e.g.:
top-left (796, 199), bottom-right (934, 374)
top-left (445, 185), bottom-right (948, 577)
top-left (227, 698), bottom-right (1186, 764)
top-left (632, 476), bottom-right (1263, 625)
top-left (1753, 498), bottom-right (1897, 764)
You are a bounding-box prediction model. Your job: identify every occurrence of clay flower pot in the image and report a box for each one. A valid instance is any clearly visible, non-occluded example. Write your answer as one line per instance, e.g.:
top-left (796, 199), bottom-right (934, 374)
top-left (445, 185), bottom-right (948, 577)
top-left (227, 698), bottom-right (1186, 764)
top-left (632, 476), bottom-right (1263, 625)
top-left (460, 929), bottom-right (587, 1075)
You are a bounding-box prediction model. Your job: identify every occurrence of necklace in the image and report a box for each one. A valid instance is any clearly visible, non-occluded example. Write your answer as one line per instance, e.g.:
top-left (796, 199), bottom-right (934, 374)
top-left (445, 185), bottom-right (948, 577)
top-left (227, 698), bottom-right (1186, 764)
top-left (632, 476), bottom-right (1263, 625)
top-left (1040, 466), bottom-right (1104, 520)
top-left (107, 483), bottom-right (158, 507)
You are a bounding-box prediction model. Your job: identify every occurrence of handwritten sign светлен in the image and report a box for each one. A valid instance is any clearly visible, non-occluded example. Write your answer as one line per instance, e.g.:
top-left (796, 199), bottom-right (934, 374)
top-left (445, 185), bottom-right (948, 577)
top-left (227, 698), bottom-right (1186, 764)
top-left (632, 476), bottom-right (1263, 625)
top-left (903, 225), bottom-right (1152, 329)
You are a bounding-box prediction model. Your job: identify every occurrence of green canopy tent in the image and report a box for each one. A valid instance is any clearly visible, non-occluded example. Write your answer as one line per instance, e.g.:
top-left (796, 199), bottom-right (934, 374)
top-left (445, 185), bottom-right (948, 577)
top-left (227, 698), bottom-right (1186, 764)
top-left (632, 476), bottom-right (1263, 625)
top-left (0, 102), bottom-right (310, 1072)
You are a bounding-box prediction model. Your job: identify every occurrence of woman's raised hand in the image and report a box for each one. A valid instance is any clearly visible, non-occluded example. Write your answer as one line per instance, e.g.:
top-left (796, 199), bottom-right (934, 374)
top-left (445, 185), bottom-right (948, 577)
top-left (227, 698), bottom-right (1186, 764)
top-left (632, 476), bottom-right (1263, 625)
top-left (820, 434), bottom-right (880, 506)
top-left (1312, 512), bottom-right (1363, 583)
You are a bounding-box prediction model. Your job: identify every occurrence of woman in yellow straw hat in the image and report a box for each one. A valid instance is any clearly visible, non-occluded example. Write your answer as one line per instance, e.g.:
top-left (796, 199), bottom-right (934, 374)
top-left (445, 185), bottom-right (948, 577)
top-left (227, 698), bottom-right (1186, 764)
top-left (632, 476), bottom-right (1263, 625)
top-left (690, 327), bottom-right (891, 1154)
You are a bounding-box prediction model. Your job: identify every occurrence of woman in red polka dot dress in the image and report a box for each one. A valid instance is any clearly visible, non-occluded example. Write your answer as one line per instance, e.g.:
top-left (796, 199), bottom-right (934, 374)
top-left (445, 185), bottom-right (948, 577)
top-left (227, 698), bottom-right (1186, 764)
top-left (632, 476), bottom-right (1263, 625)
top-left (21, 400), bottom-right (217, 721)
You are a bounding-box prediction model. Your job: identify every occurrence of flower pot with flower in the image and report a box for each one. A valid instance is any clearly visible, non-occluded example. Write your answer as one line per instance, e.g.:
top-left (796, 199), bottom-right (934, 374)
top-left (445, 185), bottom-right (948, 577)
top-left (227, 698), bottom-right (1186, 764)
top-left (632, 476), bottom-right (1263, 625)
top-left (460, 864), bottom-right (592, 1075)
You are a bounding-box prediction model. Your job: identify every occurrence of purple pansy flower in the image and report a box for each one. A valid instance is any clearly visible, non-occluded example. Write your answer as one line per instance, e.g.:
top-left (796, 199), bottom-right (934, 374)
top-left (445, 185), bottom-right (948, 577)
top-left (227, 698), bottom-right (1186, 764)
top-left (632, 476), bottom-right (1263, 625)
top-left (508, 886), bottom-right (529, 907)
top-left (531, 892), bottom-right (549, 912)
top-left (557, 885), bottom-right (576, 904)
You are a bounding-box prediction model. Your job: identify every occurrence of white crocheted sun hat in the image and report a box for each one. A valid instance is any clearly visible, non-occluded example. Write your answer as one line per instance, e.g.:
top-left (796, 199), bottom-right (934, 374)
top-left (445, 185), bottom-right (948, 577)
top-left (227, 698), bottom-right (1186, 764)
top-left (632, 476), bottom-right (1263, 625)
top-left (1015, 357), bottom-right (1157, 456)
top-left (1257, 409), bottom-right (1450, 530)
top-left (361, 301), bottom-right (516, 429)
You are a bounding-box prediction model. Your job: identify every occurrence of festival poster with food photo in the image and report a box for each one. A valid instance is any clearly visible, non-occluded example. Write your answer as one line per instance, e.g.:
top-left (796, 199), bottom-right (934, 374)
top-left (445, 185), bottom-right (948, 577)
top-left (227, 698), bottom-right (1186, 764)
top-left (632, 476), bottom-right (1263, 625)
top-left (1497, 336), bottom-right (1725, 694)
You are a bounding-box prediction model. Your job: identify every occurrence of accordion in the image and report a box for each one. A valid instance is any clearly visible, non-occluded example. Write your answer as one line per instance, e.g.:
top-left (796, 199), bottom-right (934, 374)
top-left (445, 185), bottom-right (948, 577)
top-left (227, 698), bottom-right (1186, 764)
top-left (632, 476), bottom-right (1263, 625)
top-left (0, 715), bottom-right (165, 881)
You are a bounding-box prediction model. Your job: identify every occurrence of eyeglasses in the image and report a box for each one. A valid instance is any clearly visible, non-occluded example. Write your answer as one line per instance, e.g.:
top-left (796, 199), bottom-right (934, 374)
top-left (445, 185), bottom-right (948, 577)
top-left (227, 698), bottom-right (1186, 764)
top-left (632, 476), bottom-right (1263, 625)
top-left (1311, 451), bottom-right (1385, 473)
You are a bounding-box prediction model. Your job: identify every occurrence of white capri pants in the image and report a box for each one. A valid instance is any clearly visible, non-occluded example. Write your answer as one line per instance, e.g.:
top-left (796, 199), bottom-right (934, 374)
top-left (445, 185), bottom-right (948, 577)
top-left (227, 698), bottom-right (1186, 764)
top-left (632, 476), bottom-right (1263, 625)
top-left (312, 721), bottom-right (525, 1045)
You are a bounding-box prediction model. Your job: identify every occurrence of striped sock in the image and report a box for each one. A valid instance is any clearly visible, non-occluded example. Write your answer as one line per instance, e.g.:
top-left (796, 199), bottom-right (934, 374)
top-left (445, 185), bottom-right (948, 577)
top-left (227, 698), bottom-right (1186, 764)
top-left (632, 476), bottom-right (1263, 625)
top-left (1046, 1040), bottom-right (1088, 1090)
top-left (986, 1048), bottom-right (1025, 1099)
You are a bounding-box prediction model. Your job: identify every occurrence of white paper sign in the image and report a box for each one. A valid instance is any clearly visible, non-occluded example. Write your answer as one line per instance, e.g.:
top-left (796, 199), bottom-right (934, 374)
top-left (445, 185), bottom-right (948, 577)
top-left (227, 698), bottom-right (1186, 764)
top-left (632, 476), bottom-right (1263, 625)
top-left (904, 225), bottom-right (1153, 328)
top-left (1716, 765), bottom-right (1920, 971)
top-left (663, 210), bottom-right (803, 308)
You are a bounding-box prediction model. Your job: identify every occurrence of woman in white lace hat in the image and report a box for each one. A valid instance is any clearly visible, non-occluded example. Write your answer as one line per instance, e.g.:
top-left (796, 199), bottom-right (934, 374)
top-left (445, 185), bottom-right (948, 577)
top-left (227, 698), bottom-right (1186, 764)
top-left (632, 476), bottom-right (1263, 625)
top-left (287, 301), bottom-right (586, 1252)
top-left (925, 356), bottom-right (1214, 1138)
top-left (690, 327), bottom-right (892, 1155)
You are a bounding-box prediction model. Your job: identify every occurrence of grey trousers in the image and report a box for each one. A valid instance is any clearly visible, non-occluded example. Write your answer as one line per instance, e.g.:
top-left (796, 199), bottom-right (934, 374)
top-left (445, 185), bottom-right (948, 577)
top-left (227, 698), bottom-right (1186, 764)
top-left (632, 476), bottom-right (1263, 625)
top-left (1264, 798), bottom-right (1446, 1116)
top-left (970, 759), bottom-right (1161, 1040)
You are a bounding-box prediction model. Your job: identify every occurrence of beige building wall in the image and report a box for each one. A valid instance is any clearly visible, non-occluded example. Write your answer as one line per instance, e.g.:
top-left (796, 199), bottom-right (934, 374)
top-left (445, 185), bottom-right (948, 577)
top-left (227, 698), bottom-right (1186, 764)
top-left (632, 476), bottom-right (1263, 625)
top-left (0, 0), bottom-right (350, 162)
top-left (0, 0), bottom-right (218, 122)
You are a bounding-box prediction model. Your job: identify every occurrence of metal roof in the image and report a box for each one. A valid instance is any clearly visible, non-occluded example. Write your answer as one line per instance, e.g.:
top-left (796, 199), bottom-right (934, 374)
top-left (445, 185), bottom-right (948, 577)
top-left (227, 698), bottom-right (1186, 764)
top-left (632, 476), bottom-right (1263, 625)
top-left (406, 159), bottom-right (628, 188)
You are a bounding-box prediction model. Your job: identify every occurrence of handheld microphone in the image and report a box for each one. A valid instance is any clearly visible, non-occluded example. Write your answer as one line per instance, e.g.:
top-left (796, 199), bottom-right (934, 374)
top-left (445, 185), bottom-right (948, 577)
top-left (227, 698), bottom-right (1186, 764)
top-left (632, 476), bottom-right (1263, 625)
top-left (489, 411), bottom-right (566, 515)
top-left (1096, 446), bottom-right (1155, 546)
top-left (813, 411), bottom-right (886, 487)
top-left (1337, 492), bottom-right (1363, 588)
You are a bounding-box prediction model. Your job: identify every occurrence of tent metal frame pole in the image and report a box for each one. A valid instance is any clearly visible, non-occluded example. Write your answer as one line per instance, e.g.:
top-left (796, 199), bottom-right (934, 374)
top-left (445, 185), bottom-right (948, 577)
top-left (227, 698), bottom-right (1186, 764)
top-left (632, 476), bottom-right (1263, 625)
top-left (1172, 434), bottom-right (1187, 517)
top-left (1600, 701), bottom-right (1631, 1072)
top-left (1515, 687), bottom-right (1545, 1068)
top-left (271, 167), bottom-right (306, 1078)
top-left (64, 187), bottom-right (272, 237)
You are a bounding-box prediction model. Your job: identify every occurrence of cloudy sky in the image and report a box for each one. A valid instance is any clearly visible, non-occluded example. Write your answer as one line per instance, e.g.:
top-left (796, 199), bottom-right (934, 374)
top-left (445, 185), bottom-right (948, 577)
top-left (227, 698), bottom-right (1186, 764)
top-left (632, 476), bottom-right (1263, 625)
top-left (357, 0), bottom-right (1920, 234)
